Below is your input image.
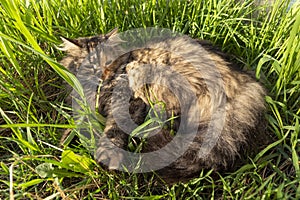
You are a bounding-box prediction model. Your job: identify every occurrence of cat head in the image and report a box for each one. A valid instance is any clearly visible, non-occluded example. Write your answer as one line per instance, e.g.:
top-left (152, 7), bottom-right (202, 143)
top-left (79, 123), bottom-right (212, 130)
top-left (58, 28), bottom-right (119, 74)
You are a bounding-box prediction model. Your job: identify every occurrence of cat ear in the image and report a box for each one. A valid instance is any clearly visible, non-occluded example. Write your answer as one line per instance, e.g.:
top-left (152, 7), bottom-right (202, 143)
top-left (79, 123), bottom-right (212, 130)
top-left (104, 28), bottom-right (125, 46)
top-left (105, 28), bottom-right (118, 39)
top-left (58, 37), bottom-right (82, 51)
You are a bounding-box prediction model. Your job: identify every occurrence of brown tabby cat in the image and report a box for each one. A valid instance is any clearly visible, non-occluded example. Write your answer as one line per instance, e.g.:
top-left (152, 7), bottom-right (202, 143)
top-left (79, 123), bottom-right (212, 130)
top-left (59, 28), bottom-right (268, 183)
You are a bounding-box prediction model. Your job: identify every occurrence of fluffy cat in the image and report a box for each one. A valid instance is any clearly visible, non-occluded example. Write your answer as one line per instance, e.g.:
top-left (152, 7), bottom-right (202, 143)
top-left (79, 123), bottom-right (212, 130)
top-left (59, 28), bottom-right (268, 183)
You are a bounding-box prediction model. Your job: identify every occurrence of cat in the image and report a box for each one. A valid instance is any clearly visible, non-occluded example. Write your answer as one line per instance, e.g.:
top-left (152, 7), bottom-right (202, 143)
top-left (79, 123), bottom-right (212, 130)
top-left (59, 28), bottom-right (268, 183)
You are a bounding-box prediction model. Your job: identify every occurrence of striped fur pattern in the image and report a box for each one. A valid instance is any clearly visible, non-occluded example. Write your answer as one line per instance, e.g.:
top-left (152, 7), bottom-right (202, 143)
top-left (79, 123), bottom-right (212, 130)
top-left (59, 29), bottom-right (268, 183)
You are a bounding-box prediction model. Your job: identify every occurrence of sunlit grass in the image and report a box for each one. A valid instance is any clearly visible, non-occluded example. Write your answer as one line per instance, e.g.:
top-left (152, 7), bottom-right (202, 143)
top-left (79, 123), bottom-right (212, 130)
top-left (0, 0), bottom-right (299, 199)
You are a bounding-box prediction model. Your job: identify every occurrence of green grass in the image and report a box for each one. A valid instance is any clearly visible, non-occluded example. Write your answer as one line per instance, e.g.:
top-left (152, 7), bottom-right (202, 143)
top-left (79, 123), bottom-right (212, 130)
top-left (0, 0), bottom-right (299, 199)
